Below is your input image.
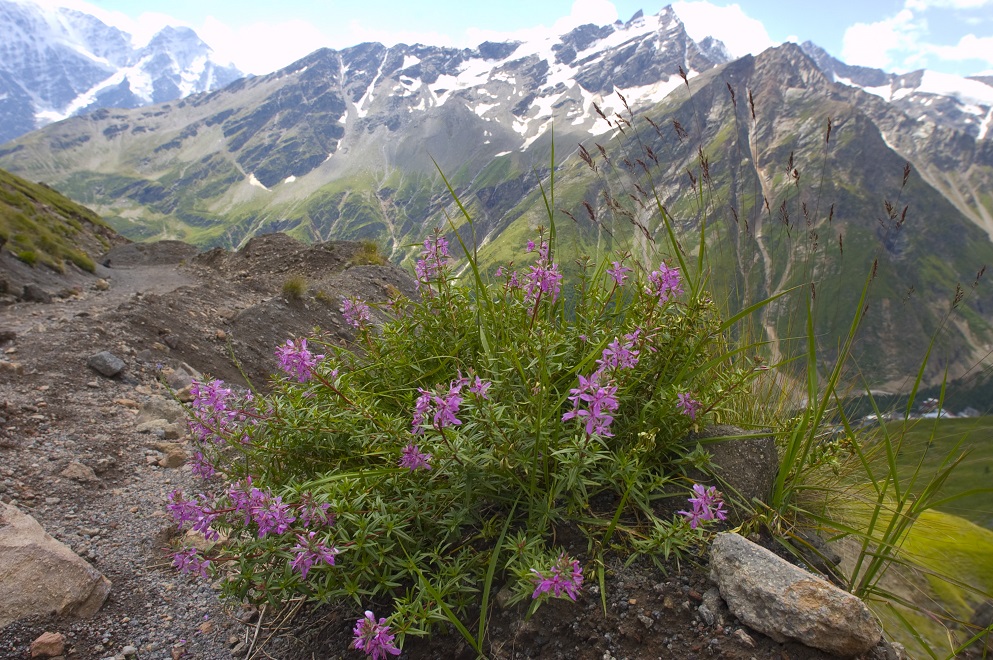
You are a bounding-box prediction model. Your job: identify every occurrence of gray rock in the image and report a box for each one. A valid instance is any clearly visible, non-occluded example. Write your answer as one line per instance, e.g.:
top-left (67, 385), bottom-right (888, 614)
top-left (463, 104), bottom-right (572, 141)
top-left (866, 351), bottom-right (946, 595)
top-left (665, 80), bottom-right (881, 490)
top-left (138, 396), bottom-right (185, 425)
top-left (0, 503), bottom-right (112, 627)
top-left (87, 351), bottom-right (125, 377)
top-left (60, 461), bottom-right (98, 482)
top-left (688, 425), bottom-right (778, 509)
top-left (710, 532), bottom-right (881, 657)
top-left (22, 284), bottom-right (52, 304)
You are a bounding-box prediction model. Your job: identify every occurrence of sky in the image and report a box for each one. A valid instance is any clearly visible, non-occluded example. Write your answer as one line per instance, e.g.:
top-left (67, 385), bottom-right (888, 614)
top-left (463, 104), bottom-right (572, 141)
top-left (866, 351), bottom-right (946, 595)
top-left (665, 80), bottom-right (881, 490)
top-left (42, 0), bottom-right (993, 78)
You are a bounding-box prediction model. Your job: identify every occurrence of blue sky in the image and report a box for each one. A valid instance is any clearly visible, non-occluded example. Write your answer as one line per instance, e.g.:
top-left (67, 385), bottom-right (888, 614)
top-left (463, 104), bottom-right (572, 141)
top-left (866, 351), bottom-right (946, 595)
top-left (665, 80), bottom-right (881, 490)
top-left (50, 0), bottom-right (993, 77)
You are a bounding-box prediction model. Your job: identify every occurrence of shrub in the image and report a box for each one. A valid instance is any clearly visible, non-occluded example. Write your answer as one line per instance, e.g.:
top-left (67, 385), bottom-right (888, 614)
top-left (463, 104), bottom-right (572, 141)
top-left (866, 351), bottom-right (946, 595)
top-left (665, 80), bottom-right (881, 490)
top-left (354, 239), bottom-right (387, 266)
top-left (16, 249), bottom-right (37, 266)
top-left (169, 223), bottom-right (753, 652)
top-left (281, 275), bottom-right (307, 300)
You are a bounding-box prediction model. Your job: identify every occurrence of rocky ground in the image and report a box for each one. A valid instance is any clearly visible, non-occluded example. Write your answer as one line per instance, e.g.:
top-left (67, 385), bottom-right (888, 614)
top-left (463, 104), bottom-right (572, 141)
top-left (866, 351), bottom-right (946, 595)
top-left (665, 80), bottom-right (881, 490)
top-left (0, 235), bottom-right (903, 659)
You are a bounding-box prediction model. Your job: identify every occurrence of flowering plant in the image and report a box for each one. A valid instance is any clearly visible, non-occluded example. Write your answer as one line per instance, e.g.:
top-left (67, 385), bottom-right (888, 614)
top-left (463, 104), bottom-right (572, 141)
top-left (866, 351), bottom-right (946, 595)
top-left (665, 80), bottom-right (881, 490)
top-left (168, 207), bottom-right (757, 655)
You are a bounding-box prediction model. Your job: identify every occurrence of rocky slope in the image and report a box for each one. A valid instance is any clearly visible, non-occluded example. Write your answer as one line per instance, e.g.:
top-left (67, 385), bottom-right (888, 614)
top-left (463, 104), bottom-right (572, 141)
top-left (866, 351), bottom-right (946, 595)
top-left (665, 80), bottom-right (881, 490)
top-left (0, 0), bottom-right (242, 144)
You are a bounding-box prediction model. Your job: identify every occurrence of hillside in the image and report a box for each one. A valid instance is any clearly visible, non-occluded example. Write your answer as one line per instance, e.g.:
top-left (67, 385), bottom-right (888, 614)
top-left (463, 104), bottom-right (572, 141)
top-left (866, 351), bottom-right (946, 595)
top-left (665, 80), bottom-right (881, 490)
top-left (0, 167), bottom-right (129, 299)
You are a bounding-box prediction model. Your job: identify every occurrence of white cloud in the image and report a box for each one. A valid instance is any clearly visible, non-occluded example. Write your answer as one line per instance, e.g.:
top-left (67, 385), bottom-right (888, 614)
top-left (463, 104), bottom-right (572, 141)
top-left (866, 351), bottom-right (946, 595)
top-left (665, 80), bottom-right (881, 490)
top-left (841, 1), bottom-right (993, 73)
top-left (197, 17), bottom-right (334, 73)
top-left (905, 0), bottom-right (993, 9)
top-left (670, 2), bottom-right (775, 58)
top-left (464, 0), bottom-right (618, 48)
top-left (841, 9), bottom-right (923, 70)
top-left (928, 33), bottom-right (993, 62)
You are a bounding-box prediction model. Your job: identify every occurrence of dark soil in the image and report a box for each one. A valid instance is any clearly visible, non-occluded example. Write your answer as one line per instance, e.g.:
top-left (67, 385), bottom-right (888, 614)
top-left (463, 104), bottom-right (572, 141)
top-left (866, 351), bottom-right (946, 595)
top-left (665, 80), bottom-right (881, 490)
top-left (0, 234), bottom-right (891, 659)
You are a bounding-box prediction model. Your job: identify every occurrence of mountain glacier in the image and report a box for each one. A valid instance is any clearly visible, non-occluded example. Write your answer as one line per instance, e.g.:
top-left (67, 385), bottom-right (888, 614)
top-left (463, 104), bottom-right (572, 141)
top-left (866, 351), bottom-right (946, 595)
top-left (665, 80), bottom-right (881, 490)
top-left (0, 0), bottom-right (242, 144)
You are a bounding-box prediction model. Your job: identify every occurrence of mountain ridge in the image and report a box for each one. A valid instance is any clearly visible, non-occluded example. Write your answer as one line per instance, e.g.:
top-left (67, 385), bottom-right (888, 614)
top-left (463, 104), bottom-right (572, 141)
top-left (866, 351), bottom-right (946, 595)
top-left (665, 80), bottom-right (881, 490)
top-left (0, 0), bottom-right (243, 144)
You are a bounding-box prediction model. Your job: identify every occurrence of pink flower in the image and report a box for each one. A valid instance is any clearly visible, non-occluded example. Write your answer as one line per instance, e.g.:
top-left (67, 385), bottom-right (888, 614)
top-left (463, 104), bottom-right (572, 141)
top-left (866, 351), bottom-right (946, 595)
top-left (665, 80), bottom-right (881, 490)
top-left (647, 263), bottom-right (683, 304)
top-left (399, 444), bottom-right (432, 471)
top-left (342, 296), bottom-right (371, 328)
top-left (290, 531), bottom-right (339, 579)
top-left (531, 553), bottom-right (583, 601)
top-left (351, 611), bottom-right (401, 659)
top-left (678, 484), bottom-right (727, 529)
top-left (607, 261), bottom-right (631, 286)
top-left (676, 392), bottom-right (701, 420)
top-left (275, 338), bottom-right (325, 383)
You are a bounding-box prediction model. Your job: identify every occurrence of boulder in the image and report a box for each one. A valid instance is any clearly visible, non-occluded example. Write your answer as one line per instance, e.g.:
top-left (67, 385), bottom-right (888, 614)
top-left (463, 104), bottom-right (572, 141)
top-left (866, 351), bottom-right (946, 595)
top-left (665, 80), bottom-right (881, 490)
top-left (22, 284), bottom-right (52, 304)
top-left (689, 425), bottom-right (778, 509)
top-left (0, 503), bottom-right (111, 627)
top-left (87, 351), bottom-right (125, 377)
top-left (709, 532), bottom-right (881, 657)
top-left (30, 631), bottom-right (65, 658)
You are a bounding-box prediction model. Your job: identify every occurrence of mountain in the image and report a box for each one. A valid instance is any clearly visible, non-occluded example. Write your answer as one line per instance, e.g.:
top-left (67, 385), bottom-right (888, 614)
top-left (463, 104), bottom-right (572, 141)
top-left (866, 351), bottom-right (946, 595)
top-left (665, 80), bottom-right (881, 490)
top-left (0, 0), bottom-right (243, 144)
top-left (1, 5), bottom-right (992, 386)
top-left (800, 42), bottom-right (993, 141)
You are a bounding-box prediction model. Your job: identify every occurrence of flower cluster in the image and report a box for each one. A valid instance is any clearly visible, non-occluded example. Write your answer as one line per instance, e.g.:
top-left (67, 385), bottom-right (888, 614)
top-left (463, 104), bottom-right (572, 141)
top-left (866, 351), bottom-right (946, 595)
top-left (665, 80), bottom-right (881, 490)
top-left (678, 484), bottom-right (727, 529)
top-left (562, 372), bottom-right (620, 437)
top-left (523, 239), bottom-right (563, 305)
top-left (531, 553), bottom-right (584, 601)
top-left (676, 392), bottom-right (701, 420)
top-left (607, 260), bottom-right (631, 286)
top-left (415, 232), bottom-right (451, 286)
top-left (290, 531), bottom-right (339, 579)
top-left (647, 263), bottom-right (683, 305)
top-left (187, 379), bottom-right (239, 444)
top-left (351, 611), bottom-right (401, 659)
top-left (342, 296), bottom-right (372, 329)
top-left (411, 376), bottom-right (473, 434)
top-left (399, 443), bottom-right (432, 471)
top-left (173, 547), bottom-right (210, 578)
top-left (275, 337), bottom-right (325, 383)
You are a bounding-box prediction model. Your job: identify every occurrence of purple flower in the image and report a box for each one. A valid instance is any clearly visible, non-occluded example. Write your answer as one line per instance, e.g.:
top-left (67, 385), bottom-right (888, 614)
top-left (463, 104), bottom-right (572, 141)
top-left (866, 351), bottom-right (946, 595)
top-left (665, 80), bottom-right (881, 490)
top-left (562, 372), bottom-right (620, 437)
top-left (597, 336), bottom-right (639, 373)
top-left (187, 379), bottom-right (239, 444)
top-left (469, 376), bottom-right (492, 400)
top-left (399, 444), bottom-right (432, 471)
top-left (189, 451), bottom-right (215, 480)
top-left (524, 261), bottom-right (563, 304)
top-left (167, 490), bottom-right (219, 541)
top-left (275, 338), bottom-right (325, 383)
top-left (607, 261), bottom-right (631, 286)
top-left (526, 240), bottom-right (536, 253)
top-left (494, 266), bottom-right (504, 277)
top-left (415, 232), bottom-right (451, 285)
top-left (411, 389), bottom-right (433, 435)
top-left (412, 383), bottom-right (464, 434)
top-left (254, 494), bottom-right (297, 538)
top-left (531, 553), bottom-right (583, 601)
top-left (678, 484), bottom-right (727, 529)
top-left (433, 390), bottom-right (462, 428)
top-left (647, 263), bottom-right (683, 305)
top-left (290, 531), bottom-right (339, 579)
top-left (342, 296), bottom-right (371, 329)
top-left (676, 392), bottom-right (701, 420)
top-left (298, 495), bottom-right (335, 528)
top-left (173, 548), bottom-right (210, 579)
top-left (351, 611), bottom-right (401, 659)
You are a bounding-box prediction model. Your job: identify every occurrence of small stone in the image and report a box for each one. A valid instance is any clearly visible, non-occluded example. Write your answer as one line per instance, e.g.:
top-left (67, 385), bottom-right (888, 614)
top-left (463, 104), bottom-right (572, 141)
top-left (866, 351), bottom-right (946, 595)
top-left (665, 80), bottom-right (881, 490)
top-left (87, 352), bottom-right (125, 378)
top-left (61, 461), bottom-right (98, 482)
top-left (215, 330), bottom-right (226, 340)
top-left (0, 361), bottom-right (24, 375)
top-left (121, 646), bottom-right (138, 657)
top-left (230, 641), bottom-right (248, 657)
top-left (733, 628), bottom-right (756, 648)
top-left (698, 603), bottom-right (716, 626)
top-left (94, 279), bottom-right (110, 291)
top-left (30, 631), bottom-right (65, 658)
top-left (87, 381), bottom-right (100, 388)
top-left (637, 613), bottom-right (654, 629)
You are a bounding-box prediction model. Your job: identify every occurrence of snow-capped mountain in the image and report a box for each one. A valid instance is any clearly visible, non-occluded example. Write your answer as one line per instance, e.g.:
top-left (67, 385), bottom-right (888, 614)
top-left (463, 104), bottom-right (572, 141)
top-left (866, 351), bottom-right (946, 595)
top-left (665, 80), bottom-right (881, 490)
top-left (0, 0), bottom-right (242, 144)
top-left (801, 42), bottom-right (993, 141)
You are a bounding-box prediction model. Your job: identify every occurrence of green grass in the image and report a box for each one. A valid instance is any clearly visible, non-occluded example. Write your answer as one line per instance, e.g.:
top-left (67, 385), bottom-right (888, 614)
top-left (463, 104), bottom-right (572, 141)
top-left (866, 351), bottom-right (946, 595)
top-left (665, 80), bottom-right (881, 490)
top-left (0, 168), bottom-right (112, 272)
top-left (873, 417), bottom-right (993, 530)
